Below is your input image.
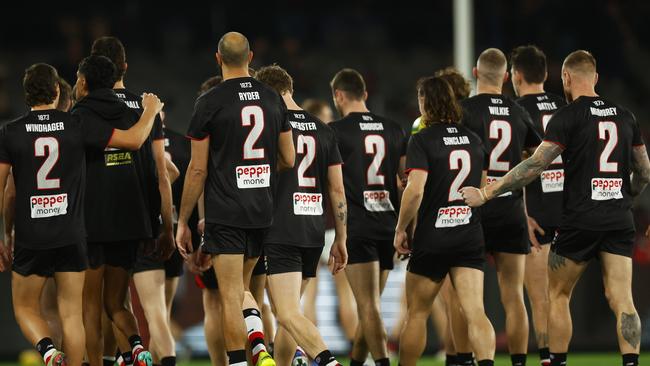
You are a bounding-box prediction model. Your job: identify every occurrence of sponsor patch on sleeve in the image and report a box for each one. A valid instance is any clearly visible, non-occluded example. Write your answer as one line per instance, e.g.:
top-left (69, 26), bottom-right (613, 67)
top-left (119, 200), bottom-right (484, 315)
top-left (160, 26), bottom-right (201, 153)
top-left (30, 193), bottom-right (68, 218)
top-left (293, 192), bottom-right (323, 215)
top-left (435, 205), bottom-right (472, 228)
top-left (591, 178), bottom-right (623, 201)
top-left (235, 164), bottom-right (271, 189)
top-left (363, 190), bottom-right (395, 212)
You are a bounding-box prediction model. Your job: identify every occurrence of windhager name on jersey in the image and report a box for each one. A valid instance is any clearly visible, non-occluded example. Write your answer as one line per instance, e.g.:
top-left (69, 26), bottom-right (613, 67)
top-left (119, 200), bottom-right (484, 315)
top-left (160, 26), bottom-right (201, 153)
top-left (330, 112), bottom-right (407, 240)
top-left (0, 109), bottom-right (114, 249)
top-left (543, 96), bottom-right (644, 230)
top-left (186, 77), bottom-right (290, 229)
top-left (265, 110), bottom-right (342, 247)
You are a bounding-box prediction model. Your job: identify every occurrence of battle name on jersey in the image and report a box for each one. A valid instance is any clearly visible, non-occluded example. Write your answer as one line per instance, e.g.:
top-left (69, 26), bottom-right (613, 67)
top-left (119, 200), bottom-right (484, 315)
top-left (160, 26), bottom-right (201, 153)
top-left (30, 193), bottom-right (68, 218)
top-left (238, 91), bottom-right (260, 101)
top-left (359, 122), bottom-right (384, 131)
top-left (293, 192), bottom-right (323, 216)
top-left (540, 169), bottom-right (564, 193)
top-left (104, 150), bottom-right (133, 166)
top-left (290, 121), bottom-right (317, 131)
top-left (590, 107), bottom-right (617, 117)
top-left (236, 164), bottom-right (271, 189)
top-left (435, 205), bottom-right (472, 228)
top-left (591, 178), bottom-right (623, 200)
top-left (488, 106), bottom-right (510, 116)
top-left (443, 135), bottom-right (470, 146)
top-left (537, 102), bottom-right (558, 111)
top-left (363, 190), bottom-right (395, 212)
top-left (25, 122), bottom-right (65, 133)
top-left (486, 176), bottom-right (512, 197)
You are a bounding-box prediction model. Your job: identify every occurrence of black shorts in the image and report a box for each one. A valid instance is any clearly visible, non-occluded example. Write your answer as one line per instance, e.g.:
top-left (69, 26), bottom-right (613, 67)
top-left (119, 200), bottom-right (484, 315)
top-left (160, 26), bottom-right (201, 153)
top-left (252, 255), bottom-right (267, 276)
top-left (535, 225), bottom-right (558, 245)
top-left (87, 241), bottom-right (139, 270)
top-left (195, 267), bottom-right (218, 290)
top-left (165, 250), bottom-right (184, 278)
top-left (347, 237), bottom-right (395, 270)
top-left (202, 223), bottom-right (265, 258)
top-left (551, 226), bottom-right (635, 263)
top-left (132, 249), bottom-right (184, 277)
top-left (483, 221), bottom-right (530, 254)
top-left (265, 243), bottom-right (322, 278)
top-left (407, 247), bottom-right (485, 282)
top-left (13, 243), bottom-right (88, 277)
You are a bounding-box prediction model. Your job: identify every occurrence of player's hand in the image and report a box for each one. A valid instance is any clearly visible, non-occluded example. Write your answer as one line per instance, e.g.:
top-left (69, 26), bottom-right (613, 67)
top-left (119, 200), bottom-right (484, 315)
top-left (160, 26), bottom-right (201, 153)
top-left (186, 249), bottom-right (211, 274)
top-left (141, 93), bottom-right (164, 114)
top-left (645, 225), bottom-right (650, 238)
top-left (394, 229), bottom-right (411, 255)
top-left (460, 187), bottom-right (487, 207)
top-left (197, 218), bottom-right (205, 236)
top-left (141, 238), bottom-right (156, 257)
top-left (158, 228), bottom-right (176, 260)
top-left (527, 216), bottom-right (545, 251)
top-left (176, 222), bottom-right (193, 260)
top-left (328, 236), bottom-right (348, 275)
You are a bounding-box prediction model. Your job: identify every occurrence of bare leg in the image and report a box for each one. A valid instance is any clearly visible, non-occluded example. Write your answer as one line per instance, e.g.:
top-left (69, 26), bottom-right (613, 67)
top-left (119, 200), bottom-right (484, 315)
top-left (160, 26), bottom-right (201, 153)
top-left (525, 244), bottom-right (551, 350)
top-left (103, 266), bottom-right (140, 339)
top-left (133, 270), bottom-right (175, 361)
top-left (333, 271), bottom-right (358, 341)
top-left (431, 279), bottom-right (450, 354)
top-left (302, 274), bottom-right (318, 325)
top-left (493, 252), bottom-right (529, 355)
top-left (203, 289), bottom-right (227, 366)
top-left (83, 267), bottom-right (105, 366)
top-left (55, 271), bottom-right (86, 366)
top-left (12, 273), bottom-right (49, 346)
top-left (444, 280), bottom-right (472, 354)
top-left (40, 279), bottom-right (63, 348)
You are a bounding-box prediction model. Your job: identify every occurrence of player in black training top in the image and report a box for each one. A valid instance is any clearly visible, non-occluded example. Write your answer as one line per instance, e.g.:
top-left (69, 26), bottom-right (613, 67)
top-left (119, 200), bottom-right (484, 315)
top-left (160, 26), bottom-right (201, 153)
top-left (256, 65), bottom-right (347, 366)
top-left (328, 68), bottom-right (406, 366)
top-left (90, 36), bottom-right (177, 366)
top-left (0, 63), bottom-right (161, 366)
top-left (395, 76), bottom-right (496, 366)
top-left (460, 48), bottom-right (541, 366)
top-left (510, 45), bottom-right (566, 366)
top-left (71, 55), bottom-right (159, 366)
top-left (462, 51), bottom-right (650, 366)
top-left (176, 32), bottom-right (294, 366)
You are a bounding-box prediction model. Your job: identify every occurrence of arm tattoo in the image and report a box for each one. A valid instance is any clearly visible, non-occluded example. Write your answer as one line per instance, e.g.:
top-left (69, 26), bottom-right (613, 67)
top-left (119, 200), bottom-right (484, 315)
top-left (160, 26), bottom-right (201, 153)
top-left (491, 143), bottom-right (563, 198)
top-left (336, 201), bottom-right (347, 226)
top-left (621, 312), bottom-right (641, 348)
top-left (548, 251), bottom-right (567, 272)
top-left (631, 145), bottom-right (650, 196)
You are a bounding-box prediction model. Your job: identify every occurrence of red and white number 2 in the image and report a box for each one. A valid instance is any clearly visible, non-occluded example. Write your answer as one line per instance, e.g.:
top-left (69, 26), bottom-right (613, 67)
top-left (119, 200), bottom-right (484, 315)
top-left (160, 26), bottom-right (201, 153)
top-left (365, 135), bottom-right (385, 185)
top-left (598, 121), bottom-right (618, 172)
top-left (488, 120), bottom-right (511, 171)
top-left (34, 137), bottom-right (60, 190)
top-left (242, 105), bottom-right (265, 160)
top-left (296, 135), bottom-right (316, 187)
top-left (449, 150), bottom-right (471, 201)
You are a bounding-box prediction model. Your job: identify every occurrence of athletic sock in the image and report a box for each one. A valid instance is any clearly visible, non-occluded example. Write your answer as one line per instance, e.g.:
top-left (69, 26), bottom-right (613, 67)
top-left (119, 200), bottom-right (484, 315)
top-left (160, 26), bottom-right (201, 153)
top-left (350, 359), bottom-right (365, 366)
top-left (268, 342), bottom-right (275, 357)
top-left (243, 308), bottom-right (267, 363)
top-left (227, 349), bottom-right (247, 366)
top-left (478, 360), bottom-right (494, 366)
top-left (511, 353), bottom-right (527, 366)
top-left (36, 338), bottom-right (56, 364)
top-left (122, 351), bottom-right (133, 366)
top-left (315, 350), bottom-right (339, 366)
top-left (161, 356), bottom-right (176, 366)
top-left (622, 353), bottom-right (639, 366)
top-left (103, 356), bottom-right (116, 366)
top-left (374, 358), bottom-right (390, 366)
top-left (446, 354), bottom-right (458, 366)
top-left (457, 353), bottom-right (474, 366)
top-left (539, 348), bottom-right (550, 366)
top-left (550, 353), bottom-right (566, 366)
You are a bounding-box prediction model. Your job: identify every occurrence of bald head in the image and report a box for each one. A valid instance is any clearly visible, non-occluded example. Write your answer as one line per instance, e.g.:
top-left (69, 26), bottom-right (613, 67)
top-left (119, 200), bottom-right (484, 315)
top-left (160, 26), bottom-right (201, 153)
top-left (217, 32), bottom-right (251, 67)
top-left (563, 50), bottom-right (596, 77)
top-left (476, 48), bottom-right (507, 86)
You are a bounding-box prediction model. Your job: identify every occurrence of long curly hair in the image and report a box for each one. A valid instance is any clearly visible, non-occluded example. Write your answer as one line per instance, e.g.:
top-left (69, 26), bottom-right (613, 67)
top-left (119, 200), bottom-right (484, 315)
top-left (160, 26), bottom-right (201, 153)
top-left (417, 76), bottom-right (463, 127)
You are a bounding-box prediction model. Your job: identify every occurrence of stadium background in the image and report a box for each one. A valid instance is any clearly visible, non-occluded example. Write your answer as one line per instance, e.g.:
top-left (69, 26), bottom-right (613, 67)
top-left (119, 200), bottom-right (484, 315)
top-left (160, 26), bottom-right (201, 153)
top-left (1, 0), bottom-right (650, 362)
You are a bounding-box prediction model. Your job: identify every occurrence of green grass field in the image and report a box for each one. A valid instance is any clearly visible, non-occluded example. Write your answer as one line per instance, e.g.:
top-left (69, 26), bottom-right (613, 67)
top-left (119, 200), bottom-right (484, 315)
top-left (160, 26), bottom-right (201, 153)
top-left (5, 353), bottom-right (646, 366)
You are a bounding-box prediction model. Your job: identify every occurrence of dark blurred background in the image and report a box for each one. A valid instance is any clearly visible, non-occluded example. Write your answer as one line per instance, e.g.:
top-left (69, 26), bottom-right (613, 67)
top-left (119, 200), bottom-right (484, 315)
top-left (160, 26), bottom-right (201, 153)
top-left (1, 0), bottom-right (650, 358)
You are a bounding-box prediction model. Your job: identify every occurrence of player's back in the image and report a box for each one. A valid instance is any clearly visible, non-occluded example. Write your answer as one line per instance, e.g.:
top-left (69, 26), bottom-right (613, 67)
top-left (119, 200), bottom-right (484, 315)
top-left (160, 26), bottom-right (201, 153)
top-left (265, 111), bottom-right (342, 246)
top-left (407, 124), bottom-right (486, 252)
top-left (329, 112), bottom-right (406, 240)
top-left (516, 92), bottom-right (566, 227)
top-left (186, 76), bottom-right (289, 228)
top-left (461, 93), bottom-right (541, 224)
top-left (544, 96), bottom-right (643, 230)
top-left (0, 110), bottom-right (94, 248)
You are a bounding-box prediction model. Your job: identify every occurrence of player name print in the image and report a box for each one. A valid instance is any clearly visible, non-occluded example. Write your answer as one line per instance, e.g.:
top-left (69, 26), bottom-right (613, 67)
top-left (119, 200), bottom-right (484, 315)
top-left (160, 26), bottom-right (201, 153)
top-left (486, 176), bottom-right (512, 197)
top-left (363, 190), bottom-right (395, 212)
top-left (25, 122), bottom-right (65, 133)
top-left (293, 192), bottom-right (323, 215)
top-left (236, 164), bottom-right (271, 189)
top-left (591, 178), bottom-right (623, 200)
top-left (435, 205), bottom-right (472, 228)
top-left (540, 169), bottom-right (564, 193)
top-left (30, 193), bottom-right (68, 218)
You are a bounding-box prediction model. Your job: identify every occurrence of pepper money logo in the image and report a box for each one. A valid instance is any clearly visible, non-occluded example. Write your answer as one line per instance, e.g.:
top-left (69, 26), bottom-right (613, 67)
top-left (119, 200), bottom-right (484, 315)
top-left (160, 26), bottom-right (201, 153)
top-left (30, 193), bottom-right (68, 218)
top-left (236, 164), bottom-right (271, 189)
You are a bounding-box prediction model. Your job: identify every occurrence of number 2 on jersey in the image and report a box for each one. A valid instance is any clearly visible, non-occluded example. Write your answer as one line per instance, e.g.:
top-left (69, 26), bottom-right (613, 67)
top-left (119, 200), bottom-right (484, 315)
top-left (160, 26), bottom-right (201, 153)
top-left (449, 150), bottom-right (470, 201)
top-left (296, 135), bottom-right (316, 187)
top-left (365, 135), bottom-right (385, 185)
top-left (598, 121), bottom-right (618, 172)
top-left (242, 105), bottom-right (265, 160)
top-left (35, 137), bottom-right (60, 190)
top-left (488, 120), bottom-right (511, 171)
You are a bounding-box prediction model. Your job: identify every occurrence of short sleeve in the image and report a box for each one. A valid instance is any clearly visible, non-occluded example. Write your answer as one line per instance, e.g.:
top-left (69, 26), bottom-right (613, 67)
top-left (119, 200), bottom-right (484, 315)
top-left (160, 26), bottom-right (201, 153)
top-left (405, 135), bottom-right (428, 173)
top-left (398, 127), bottom-right (408, 156)
top-left (186, 96), bottom-right (211, 140)
top-left (280, 103), bottom-right (291, 132)
top-left (327, 133), bottom-right (343, 166)
top-left (543, 109), bottom-right (569, 149)
top-left (0, 126), bottom-right (11, 164)
top-left (79, 116), bottom-right (115, 149)
top-left (630, 112), bottom-right (644, 147)
top-left (151, 115), bottom-right (164, 140)
top-left (521, 109), bottom-right (542, 148)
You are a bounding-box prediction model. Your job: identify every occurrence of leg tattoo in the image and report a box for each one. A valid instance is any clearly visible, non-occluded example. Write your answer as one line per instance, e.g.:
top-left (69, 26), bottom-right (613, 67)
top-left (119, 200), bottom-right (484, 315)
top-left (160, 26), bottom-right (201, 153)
top-left (548, 251), bottom-right (566, 272)
top-left (621, 312), bottom-right (641, 348)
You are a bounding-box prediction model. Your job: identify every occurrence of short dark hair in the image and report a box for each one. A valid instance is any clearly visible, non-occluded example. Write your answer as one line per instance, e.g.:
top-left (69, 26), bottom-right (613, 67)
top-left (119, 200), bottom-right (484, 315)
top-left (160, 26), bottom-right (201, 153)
top-left (56, 77), bottom-right (73, 112)
top-left (255, 65), bottom-right (293, 95)
top-left (91, 36), bottom-right (127, 81)
top-left (217, 32), bottom-right (250, 67)
top-left (563, 50), bottom-right (597, 74)
top-left (23, 63), bottom-right (59, 107)
top-left (434, 67), bottom-right (471, 100)
top-left (330, 68), bottom-right (366, 100)
top-left (510, 45), bottom-right (547, 84)
top-left (198, 76), bottom-right (223, 95)
top-left (78, 55), bottom-right (117, 92)
top-left (417, 76), bottom-right (462, 126)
